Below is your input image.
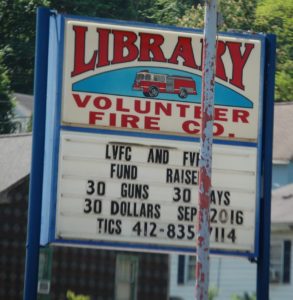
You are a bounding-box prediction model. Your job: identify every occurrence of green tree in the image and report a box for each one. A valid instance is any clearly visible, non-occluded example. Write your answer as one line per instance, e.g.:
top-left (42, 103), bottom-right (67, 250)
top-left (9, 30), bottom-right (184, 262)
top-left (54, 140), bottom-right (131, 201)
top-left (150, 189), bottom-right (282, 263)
top-left (140, 0), bottom-right (198, 25)
top-left (0, 51), bottom-right (16, 134)
top-left (231, 292), bottom-right (256, 300)
top-left (177, 0), bottom-right (257, 31)
top-left (0, 0), bottom-right (49, 94)
top-left (49, 0), bottom-right (155, 22)
top-left (254, 0), bottom-right (293, 101)
top-left (66, 290), bottom-right (90, 300)
top-left (208, 287), bottom-right (218, 300)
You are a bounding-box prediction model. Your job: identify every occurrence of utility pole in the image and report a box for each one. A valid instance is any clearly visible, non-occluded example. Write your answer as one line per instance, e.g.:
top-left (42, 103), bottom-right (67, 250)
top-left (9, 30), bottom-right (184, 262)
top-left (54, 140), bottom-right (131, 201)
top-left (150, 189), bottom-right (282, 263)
top-left (195, 1), bottom-right (217, 299)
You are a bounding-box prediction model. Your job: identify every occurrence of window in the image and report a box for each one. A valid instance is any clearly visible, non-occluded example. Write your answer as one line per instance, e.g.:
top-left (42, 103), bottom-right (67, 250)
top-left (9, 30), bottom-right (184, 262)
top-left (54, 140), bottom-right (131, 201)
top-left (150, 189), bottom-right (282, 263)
top-left (153, 74), bottom-right (165, 82)
top-left (136, 74), bottom-right (144, 81)
top-left (38, 247), bottom-right (53, 295)
top-left (145, 74), bottom-right (151, 81)
top-left (115, 255), bottom-right (138, 300)
top-left (283, 240), bottom-right (291, 283)
top-left (177, 255), bottom-right (185, 284)
top-left (270, 242), bottom-right (282, 283)
top-left (270, 240), bottom-right (291, 284)
top-left (177, 255), bottom-right (196, 284)
top-left (187, 256), bottom-right (196, 281)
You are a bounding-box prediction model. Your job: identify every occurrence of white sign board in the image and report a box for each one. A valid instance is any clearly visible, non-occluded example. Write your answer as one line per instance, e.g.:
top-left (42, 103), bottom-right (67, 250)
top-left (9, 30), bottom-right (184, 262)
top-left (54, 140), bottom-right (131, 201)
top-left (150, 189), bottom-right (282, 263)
top-left (57, 132), bottom-right (257, 253)
top-left (41, 15), bottom-right (265, 256)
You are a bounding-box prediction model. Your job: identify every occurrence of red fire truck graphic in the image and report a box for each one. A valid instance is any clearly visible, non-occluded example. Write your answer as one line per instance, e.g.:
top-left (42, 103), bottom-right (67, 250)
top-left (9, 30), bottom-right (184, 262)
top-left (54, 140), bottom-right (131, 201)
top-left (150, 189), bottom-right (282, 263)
top-left (132, 70), bottom-right (197, 98)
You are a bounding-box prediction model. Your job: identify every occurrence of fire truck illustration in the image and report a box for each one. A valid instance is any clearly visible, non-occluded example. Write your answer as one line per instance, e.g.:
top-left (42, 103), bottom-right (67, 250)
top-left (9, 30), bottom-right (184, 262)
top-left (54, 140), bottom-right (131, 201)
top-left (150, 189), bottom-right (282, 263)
top-left (132, 70), bottom-right (197, 98)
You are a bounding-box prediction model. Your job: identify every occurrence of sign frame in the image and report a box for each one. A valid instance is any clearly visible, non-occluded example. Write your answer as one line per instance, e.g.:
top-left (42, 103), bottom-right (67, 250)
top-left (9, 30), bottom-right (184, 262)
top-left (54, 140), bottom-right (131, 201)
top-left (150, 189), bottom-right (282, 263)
top-left (24, 8), bottom-right (275, 300)
top-left (39, 12), bottom-right (268, 258)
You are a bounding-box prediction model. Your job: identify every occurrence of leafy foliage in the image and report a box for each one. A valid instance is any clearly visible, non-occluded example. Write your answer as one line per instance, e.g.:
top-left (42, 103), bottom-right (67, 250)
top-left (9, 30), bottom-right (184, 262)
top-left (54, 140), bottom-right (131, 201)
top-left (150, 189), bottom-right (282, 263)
top-left (139, 0), bottom-right (197, 25)
top-left (0, 0), bottom-right (49, 94)
top-left (177, 5), bottom-right (204, 28)
top-left (177, 0), bottom-right (257, 31)
top-left (0, 51), bottom-right (16, 134)
top-left (208, 287), bottom-right (219, 300)
top-left (275, 61), bottom-right (293, 102)
top-left (231, 292), bottom-right (256, 300)
top-left (254, 0), bottom-right (293, 101)
top-left (49, 0), bottom-right (154, 22)
top-left (66, 290), bottom-right (90, 300)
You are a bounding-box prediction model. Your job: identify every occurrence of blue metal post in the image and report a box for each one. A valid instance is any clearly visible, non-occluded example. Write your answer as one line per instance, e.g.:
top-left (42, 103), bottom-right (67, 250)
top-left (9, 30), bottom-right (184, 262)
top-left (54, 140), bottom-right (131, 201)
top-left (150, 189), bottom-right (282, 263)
top-left (23, 7), bottom-right (50, 300)
top-left (257, 34), bottom-right (276, 300)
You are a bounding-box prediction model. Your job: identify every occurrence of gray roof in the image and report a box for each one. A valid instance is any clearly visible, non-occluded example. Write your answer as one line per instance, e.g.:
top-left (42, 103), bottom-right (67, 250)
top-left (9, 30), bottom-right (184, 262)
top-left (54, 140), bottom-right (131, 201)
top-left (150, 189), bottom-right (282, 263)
top-left (271, 183), bottom-right (293, 224)
top-left (273, 102), bottom-right (293, 163)
top-left (13, 93), bottom-right (34, 117)
top-left (0, 134), bottom-right (32, 193)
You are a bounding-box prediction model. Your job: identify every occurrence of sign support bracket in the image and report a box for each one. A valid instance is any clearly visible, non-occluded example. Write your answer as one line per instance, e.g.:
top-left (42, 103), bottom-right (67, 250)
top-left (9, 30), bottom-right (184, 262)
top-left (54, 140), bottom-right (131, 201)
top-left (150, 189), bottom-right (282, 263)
top-left (23, 7), bottom-right (50, 300)
top-left (256, 34), bottom-right (276, 300)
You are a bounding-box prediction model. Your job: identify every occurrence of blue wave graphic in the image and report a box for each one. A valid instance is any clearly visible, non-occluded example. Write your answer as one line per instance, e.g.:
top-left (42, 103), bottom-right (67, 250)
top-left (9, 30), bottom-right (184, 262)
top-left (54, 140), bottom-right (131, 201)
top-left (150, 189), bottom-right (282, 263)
top-left (72, 67), bottom-right (253, 108)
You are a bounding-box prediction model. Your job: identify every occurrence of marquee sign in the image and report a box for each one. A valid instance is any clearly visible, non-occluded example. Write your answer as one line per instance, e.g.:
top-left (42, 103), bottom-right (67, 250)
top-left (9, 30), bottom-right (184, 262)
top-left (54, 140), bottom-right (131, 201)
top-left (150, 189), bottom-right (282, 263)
top-left (40, 14), bottom-right (266, 256)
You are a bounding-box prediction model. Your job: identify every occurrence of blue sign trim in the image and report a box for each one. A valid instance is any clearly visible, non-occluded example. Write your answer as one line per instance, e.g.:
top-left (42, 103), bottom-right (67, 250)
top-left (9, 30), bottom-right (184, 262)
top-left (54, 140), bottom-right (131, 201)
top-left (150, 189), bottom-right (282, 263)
top-left (253, 32), bottom-right (267, 260)
top-left (53, 238), bottom-right (255, 259)
top-left (257, 34), bottom-right (276, 300)
top-left (61, 125), bottom-right (258, 148)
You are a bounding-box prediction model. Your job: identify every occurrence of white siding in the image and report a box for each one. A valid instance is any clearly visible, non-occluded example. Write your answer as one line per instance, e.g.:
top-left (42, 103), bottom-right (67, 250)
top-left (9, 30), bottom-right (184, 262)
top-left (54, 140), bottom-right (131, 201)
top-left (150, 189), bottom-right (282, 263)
top-left (270, 233), bottom-right (293, 300)
top-left (209, 256), bottom-right (256, 299)
top-left (169, 233), bottom-right (293, 300)
top-left (169, 254), bottom-right (256, 300)
top-left (169, 254), bottom-right (194, 300)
